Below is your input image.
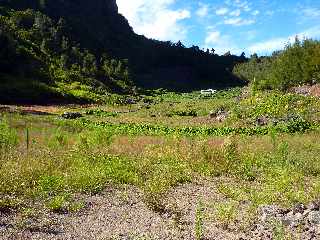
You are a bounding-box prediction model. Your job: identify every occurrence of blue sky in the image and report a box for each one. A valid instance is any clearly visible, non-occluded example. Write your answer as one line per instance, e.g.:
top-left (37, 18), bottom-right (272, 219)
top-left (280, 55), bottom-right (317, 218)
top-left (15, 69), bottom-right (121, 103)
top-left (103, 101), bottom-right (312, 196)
top-left (116, 0), bottom-right (320, 56)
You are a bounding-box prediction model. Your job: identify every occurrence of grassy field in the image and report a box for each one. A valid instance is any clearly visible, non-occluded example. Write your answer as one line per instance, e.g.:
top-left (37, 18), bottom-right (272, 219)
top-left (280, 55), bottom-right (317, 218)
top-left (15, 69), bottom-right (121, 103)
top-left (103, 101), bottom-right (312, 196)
top-left (1, 88), bottom-right (320, 238)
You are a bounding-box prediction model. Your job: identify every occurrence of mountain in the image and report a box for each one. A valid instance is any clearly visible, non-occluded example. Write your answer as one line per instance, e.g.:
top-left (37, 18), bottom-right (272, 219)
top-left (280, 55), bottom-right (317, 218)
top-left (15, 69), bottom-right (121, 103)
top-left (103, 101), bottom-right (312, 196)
top-left (0, 0), bottom-right (246, 103)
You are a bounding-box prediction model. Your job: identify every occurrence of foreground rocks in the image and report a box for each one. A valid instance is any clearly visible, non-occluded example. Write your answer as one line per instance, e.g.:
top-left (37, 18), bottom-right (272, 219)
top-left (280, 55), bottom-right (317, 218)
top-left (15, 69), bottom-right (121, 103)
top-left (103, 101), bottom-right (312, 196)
top-left (249, 202), bottom-right (320, 239)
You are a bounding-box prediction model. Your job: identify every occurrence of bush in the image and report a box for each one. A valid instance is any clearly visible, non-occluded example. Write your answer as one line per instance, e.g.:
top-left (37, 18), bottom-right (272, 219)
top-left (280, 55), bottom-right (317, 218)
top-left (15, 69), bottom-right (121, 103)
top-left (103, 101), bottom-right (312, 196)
top-left (233, 38), bottom-right (320, 91)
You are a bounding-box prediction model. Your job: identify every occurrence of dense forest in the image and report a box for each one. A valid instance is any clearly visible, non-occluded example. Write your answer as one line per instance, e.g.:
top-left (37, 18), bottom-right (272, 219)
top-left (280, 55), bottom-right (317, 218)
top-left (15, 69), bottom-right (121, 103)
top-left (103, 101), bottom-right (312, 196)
top-left (233, 38), bottom-right (320, 91)
top-left (0, 0), bottom-right (247, 103)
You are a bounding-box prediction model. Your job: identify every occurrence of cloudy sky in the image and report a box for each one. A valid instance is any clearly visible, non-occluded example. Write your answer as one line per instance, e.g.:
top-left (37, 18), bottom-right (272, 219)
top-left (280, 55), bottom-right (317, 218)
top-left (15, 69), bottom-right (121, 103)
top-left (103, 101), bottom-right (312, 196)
top-left (116, 0), bottom-right (320, 56)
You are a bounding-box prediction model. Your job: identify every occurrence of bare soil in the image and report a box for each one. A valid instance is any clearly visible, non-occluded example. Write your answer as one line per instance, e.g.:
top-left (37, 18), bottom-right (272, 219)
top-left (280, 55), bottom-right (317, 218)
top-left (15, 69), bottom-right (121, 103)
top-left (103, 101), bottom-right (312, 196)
top-left (1, 181), bottom-right (248, 240)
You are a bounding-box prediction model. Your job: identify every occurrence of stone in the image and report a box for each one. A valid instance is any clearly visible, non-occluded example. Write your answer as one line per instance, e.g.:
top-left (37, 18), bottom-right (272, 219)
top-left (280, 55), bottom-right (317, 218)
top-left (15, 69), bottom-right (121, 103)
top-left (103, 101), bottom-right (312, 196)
top-left (293, 203), bottom-right (306, 214)
top-left (283, 211), bottom-right (305, 228)
top-left (256, 116), bottom-right (269, 126)
top-left (304, 209), bottom-right (312, 217)
top-left (301, 227), bottom-right (317, 240)
top-left (259, 205), bottom-right (281, 222)
top-left (61, 112), bottom-right (83, 119)
top-left (282, 211), bottom-right (294, 226)
top-left (308, 201), bottom-right (320, 211)
top-left (293, 213), bottom-right (304, 228)
top-left (209, 111), bottom-right (216, 118)
top-left (212, 110), bottom-right (229, 122)
top-left (308, 211), bottom-right (320, 225)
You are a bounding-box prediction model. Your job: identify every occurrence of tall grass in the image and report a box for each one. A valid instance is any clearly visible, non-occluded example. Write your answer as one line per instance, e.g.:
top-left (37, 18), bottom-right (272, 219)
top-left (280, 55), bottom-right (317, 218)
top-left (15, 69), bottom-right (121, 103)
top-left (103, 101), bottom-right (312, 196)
top-left (0, 120), bottom-right (18, 150)
top-left (1, 116), bottom-right (320, 218)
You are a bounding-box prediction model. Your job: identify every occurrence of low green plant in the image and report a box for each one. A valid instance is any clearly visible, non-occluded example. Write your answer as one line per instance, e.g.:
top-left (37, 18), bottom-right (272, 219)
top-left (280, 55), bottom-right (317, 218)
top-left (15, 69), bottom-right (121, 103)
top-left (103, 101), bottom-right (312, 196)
top-left (166, 110), bottom-right (198, 117)
top-left (47, 194), bottom-right (69, 213)
top-left (0, 196), bottom-right (20, 212)
top-left (37, 175), bottom-right (65, 196)
top-left (48, 128), bottom-right (69, 149)
top-left (0, 120), bottom-right (18, 150)
top-left (271, 219), bottom-right (287, 240)
top-left (85, 109), bottom-right (118, 117)
top-left (76, 128), bottom-right (114, 151)
top-left (214, 201), bottom-right (238, 228)
top-left (195, 199), bottom-right (204, 240)
top-left (68, 200), bottom-right (85, 213)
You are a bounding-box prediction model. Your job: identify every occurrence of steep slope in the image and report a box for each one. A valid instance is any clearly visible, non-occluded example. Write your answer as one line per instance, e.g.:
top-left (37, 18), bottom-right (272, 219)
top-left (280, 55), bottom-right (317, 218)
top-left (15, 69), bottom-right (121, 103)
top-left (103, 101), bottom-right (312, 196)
top-left (0, 0), bottom-right (246, 100)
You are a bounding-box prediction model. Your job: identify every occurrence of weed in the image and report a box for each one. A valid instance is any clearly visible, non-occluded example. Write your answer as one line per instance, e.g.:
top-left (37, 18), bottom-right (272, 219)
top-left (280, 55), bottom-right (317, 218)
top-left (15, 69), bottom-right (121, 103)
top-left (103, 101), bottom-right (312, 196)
top-left (47, 194), bottom-right (69, 213)
top-left (26, 125), bottom-right (30, 151)
top-left (48, 128), bottom-right (69, 149)
top-left (68, 200), bottom-right (85, 213)
top-left (214, 201), bottom-right (238, 229)
top-left (0, 120), bottom-right (18, 150)
top-left (37, 175), bottom-right (65, 196)
top-left (195, 199), bottom-right (204, 240)
top-left (271, 219), bottom-right (287, 240)
top-left (85, 109), bottom-right (118, 117)
top-left (0, 196), bottom-right (20, 212)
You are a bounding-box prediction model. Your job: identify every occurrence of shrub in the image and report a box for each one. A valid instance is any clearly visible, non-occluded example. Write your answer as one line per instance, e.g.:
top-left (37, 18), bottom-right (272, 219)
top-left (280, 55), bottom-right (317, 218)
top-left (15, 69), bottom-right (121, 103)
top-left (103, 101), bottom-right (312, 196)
top-left (233, 38), bottom-right (320, 91)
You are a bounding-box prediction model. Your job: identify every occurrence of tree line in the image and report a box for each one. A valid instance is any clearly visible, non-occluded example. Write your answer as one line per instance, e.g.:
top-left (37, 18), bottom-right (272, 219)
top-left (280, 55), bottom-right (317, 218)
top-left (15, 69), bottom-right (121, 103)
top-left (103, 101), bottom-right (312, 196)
top-left (233, 38), bottom-right (320, 91)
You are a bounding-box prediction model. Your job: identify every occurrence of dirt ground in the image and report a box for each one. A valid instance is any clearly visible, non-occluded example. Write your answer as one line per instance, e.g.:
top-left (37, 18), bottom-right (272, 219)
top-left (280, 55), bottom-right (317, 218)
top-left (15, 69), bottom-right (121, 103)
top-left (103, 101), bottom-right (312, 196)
top-left (0, 180), bottom-right (252, 240)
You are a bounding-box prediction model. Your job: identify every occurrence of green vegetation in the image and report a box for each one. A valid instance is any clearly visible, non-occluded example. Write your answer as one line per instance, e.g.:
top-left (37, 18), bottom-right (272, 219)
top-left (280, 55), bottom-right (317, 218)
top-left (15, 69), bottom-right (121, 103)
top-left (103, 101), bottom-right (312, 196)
top-left (195, 200), bottom-right (204, 240)
top-left (0, 7), bottom-right (133, 103)
top-left (1, 89), bottom-right (320, 224)
top-left (0, 120), bottom-right (18, 150)
top-left (0, 0), bottom-right (246, 104)
top-left (74, 117), bottom-right (314, 137)
top-left (233, 38), bottom-right (320, 90)
top-left (1, 2), bottom-right (320, 238)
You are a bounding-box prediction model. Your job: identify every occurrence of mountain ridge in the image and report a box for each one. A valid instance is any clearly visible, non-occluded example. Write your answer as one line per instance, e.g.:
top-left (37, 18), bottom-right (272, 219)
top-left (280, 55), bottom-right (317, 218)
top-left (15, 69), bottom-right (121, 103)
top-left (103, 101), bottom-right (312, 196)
top-left (0, 0), bottom-right (247, 102)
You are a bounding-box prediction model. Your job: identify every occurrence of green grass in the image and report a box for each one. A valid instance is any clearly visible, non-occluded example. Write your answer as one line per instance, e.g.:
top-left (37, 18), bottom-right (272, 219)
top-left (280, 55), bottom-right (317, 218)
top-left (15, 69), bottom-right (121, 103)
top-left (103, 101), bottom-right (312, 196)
top-left (0, 120), bottom-right (18, 150)
top-left (1, 88), bottom-right (320, 227)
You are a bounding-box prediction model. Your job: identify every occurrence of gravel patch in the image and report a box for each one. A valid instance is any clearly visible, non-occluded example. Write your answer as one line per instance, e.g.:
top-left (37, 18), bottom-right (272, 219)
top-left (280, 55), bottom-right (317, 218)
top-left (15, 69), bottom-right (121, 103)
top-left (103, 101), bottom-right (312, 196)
top-left (1, 182), bottom-right (320, 240)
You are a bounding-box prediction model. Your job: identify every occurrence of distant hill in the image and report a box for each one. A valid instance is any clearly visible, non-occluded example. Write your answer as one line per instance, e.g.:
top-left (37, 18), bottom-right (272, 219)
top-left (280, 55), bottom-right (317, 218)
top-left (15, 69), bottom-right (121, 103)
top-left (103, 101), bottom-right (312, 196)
top-left (0, 0), bottom-right (246, 103)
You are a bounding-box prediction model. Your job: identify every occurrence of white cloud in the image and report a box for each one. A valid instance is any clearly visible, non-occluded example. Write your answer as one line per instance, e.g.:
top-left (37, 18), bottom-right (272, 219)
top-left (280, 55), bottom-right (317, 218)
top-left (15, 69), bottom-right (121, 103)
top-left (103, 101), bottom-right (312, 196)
top-left (248, 26), bottom-right (320, 54)
top-left (224, 17), bottom-right (255, 26)
top-left (229, 9), bottom-right (241, 17)
top-left (243, 5), bottom-right (251, 12)
top-left (196, 4), bottom-right (209, 18)
top-left (216, 7), bottom-right (229, 16)
top-left (234, 0), bottom-right (250, 9)
top-left (204, 30), bottom-right (242, 55)
top-left (205, 31), bottom-right (221, 44)
top-left (116, 0), bottom-right (190, 41)
top-left (302, 7), bottom-right (320, 18)
top-left (252, 10), bottom-right (260, 16)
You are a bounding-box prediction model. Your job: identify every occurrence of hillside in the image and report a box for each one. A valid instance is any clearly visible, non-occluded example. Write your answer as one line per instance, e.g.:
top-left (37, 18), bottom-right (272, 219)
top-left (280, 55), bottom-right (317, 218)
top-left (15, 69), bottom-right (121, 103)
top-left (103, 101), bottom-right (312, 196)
top-left (0, 0), bottom-right (246, 103)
